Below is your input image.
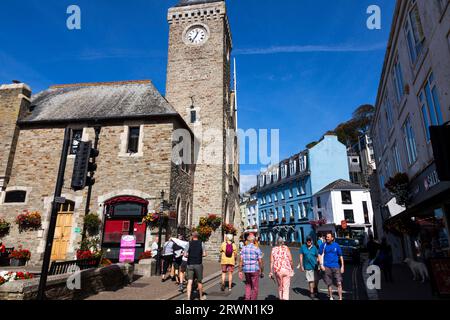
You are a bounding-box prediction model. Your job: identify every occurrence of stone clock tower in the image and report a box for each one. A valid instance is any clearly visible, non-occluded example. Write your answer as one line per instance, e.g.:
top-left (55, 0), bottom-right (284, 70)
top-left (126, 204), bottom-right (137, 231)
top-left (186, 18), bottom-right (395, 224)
top-left (166, 0), bottom-right (240, 255)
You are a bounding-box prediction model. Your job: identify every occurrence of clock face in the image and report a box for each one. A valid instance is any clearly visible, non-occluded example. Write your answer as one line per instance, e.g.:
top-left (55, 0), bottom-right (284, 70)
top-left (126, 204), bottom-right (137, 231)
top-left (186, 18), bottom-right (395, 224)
top-left (186, 27), bottom-right (207, 45)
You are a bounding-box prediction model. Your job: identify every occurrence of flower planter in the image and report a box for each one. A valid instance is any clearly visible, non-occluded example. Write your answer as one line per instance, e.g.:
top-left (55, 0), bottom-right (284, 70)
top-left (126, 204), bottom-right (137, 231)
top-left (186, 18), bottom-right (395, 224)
top-left (10, 258), bottom-right (27, 267)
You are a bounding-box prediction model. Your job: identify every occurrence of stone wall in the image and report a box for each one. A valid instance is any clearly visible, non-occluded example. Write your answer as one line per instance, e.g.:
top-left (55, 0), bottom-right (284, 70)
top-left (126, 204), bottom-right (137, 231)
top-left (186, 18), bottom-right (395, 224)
top-left (0, 263), bottom-right (133, 300)
top-left (0, 119), bottom-right (193, 264)
top-left (0, 83), bottom-right (31, 189)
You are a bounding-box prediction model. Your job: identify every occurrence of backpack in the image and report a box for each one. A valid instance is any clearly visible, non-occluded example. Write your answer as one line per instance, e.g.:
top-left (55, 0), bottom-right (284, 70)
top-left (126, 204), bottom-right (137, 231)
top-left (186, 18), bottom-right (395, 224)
top-left (225, 242), bottom-right (233, 258)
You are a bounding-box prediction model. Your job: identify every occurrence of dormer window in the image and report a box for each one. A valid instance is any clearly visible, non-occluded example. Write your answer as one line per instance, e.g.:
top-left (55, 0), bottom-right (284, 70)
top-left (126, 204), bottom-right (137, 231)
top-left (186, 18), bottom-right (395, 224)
top-left (266, 172), bottom-right (272, 184)
top-left (281, 164), bottom-right (288, 179)
top-left (273, 168), bottom-right (279, 182)
top-left (259, 174), bottom-right (265, 187)
top-left (289, 160), bottom-right (296, 175)
top-left (299, 155), bottom-right (307, 172)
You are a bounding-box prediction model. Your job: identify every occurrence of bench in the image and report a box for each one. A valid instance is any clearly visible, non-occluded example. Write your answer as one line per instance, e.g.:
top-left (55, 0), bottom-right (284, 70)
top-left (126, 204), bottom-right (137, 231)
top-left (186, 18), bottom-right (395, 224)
top-left (0, 247), bottom-right (15, 266)
top-left (49, 257), bottom-right (101, 276)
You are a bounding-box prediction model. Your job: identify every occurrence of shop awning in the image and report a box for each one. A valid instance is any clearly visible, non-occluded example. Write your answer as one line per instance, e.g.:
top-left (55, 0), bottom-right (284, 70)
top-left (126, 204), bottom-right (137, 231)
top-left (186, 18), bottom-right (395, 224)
top-left (104, 196), bottom-right (149, 206)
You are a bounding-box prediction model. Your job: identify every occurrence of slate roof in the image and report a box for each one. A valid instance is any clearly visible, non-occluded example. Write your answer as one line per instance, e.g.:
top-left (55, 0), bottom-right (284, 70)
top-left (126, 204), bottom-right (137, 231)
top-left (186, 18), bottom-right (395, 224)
top-left (176, 0), bottom-right (223, 7)
top-left (21, 80), bottom-right (179, 124)
top-left (317, 179), bottom-right (367, 194)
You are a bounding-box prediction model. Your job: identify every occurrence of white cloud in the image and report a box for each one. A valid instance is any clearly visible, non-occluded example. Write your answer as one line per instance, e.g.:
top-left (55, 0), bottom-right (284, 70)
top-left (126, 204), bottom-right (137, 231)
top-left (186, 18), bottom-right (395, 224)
top-left (235, 42), bottom-right (386, 55)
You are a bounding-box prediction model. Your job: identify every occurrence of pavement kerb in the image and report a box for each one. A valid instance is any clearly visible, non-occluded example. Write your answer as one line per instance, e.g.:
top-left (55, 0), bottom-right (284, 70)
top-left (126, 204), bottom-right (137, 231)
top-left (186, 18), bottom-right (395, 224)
top-left (361, 257), bottom-right (379, 300)
top-left (161, 269), bottom-right (224, 300)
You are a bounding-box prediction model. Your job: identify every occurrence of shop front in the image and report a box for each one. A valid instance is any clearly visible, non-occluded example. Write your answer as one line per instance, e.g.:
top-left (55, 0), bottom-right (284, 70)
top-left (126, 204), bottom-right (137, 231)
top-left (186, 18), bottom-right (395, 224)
top-left (101, 196), bottom-right (149, 262)
top-left (385, 164), bottom-right (450, 260)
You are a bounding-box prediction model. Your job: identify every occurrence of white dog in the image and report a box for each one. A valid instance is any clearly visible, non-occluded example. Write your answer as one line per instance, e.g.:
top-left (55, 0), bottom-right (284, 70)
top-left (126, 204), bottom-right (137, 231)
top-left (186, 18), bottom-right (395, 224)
top-left (404, 258), bottom-right (429, 283)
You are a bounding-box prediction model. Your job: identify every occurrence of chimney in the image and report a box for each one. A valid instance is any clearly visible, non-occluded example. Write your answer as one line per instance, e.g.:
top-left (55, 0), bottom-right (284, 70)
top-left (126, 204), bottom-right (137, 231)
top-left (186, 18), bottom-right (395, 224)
top-left (0, 82), bottom-right (32, 189)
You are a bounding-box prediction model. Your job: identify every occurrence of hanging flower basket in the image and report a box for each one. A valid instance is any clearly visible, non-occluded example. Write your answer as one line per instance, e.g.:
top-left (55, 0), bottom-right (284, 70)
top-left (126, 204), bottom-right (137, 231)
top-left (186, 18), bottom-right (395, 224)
top-left (0, 218), bottom-right (11, 236)
top-left (195, 225), bottom-right (213, 242)
top-left (385, 173), bottom-right (410, 207)
top-left (142, 212), bottom-right (169, 230)
top-left (15, 210), bottom-right (41, 232)
top-left (222, 223), bottom-right (237, 236)
top-left (206, 214), bottom-right (222, 231)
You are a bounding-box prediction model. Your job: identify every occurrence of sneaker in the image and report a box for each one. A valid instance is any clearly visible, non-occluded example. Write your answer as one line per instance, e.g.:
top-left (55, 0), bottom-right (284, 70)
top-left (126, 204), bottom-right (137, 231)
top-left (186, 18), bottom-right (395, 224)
top-left (329, 296), bottom-right (334, 300)
top-left (178, 284), bottom-right (184, 292)
top-left (228, 288), bottom-right (232, 292)
top-left (200, 295), bottom-right (207, 301)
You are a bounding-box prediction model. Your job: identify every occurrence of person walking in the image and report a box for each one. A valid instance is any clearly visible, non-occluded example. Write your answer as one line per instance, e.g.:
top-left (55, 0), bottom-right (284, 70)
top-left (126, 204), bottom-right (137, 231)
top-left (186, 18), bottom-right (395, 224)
top-left (317, 234), bottom-right (324, 248)
top-left (239, 233), bottom-right (263, 300)
top-left (366, 235), bottom-right (380, 264)
top-left (269, 237), bottom-right (294, 300)
top-left (377, 237), bottom-right (394, 283)
top-left (220, 234), bottom-right (237, 292)
top-left (319, 232), bottom-right (344, 300)
top-left (150, 236), bottom-right (159, 259)
top-left (299, 237), bottom-right (319, 299)
top-left (172, 234), bottom-right (189, 291)
top-left (161, 239), bottom-right (174, 282)
top-left (185, 231), bottom-right (207, 300)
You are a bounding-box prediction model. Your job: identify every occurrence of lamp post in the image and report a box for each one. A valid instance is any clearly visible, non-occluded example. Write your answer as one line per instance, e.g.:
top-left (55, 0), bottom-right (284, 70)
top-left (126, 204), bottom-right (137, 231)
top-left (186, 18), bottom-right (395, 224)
top-left (156, 190), bottom-right (165, 275)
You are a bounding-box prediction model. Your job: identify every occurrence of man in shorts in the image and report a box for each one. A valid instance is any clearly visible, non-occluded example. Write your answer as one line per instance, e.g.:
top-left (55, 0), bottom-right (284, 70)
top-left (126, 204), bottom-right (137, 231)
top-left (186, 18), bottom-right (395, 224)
top-left (319, 232), bottom-right (344, 300)
top-left (184, 231), bottom-right (207, 300)
top-left (299, 237), bottom-right (319, 299)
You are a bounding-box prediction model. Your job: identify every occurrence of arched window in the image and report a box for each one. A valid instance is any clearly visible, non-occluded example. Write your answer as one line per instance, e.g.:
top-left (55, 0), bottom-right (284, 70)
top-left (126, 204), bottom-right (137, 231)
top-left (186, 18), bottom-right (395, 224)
top-left (176, 196), bottom-right (182, 226)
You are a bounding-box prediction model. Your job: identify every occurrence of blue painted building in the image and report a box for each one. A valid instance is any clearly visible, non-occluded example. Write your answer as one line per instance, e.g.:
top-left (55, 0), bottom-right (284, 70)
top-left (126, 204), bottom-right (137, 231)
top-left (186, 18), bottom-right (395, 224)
top-left (257, 135), bottom-right (350, 245)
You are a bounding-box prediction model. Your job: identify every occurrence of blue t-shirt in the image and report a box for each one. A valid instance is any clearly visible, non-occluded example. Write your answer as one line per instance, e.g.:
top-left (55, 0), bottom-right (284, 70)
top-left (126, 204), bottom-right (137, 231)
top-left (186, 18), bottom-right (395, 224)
top-left (319, 241), bottom-right (343, 268)
top-left (300, 244), bottom-right (318, 270)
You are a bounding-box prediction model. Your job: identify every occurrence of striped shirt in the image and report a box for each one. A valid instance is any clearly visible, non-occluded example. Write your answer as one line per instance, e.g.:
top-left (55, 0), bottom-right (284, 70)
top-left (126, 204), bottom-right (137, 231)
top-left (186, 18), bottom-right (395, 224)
top-left (241, 243), bottom-right (263, 273)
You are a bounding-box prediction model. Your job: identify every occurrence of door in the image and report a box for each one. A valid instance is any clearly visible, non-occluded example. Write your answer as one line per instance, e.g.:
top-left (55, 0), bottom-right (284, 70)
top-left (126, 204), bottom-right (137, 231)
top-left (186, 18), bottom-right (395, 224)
top-left (51, 202), bottom-right (74, 261)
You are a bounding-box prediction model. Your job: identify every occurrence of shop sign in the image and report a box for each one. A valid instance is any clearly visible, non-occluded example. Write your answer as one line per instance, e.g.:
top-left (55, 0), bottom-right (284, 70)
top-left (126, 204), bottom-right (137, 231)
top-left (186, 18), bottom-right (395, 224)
top-left (119, 235), bottom-right (136, 263)
top-left (424, 170), bottom-right (440, 191)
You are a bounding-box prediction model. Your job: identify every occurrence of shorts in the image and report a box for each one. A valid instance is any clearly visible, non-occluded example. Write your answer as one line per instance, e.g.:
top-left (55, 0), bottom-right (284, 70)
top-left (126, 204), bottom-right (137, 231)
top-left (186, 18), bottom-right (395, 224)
top-left (305, 270), bottom-right (318, 283)
top-left (187, 264), bottom-right (204, 283)
top-left (180, 261), bottom-right (188, 273)
top-left (221, 264), bottom-right (235, 273)
top-left (323, 267), bottom-right (343, 287)
top-left (173, 257), bottom-right (183, 270)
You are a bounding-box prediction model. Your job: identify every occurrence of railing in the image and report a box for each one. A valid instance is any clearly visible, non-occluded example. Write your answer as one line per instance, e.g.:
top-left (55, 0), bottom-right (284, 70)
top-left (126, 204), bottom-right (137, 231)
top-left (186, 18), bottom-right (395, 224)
top-left (49, 257), bottom-right (101, 276)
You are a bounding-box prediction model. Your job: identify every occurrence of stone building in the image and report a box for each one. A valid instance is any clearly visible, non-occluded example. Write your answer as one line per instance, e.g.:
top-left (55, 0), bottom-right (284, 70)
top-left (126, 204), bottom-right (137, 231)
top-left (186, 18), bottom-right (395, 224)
top-left (370, 0), bottom-right (450, 263)
top-left (0, 0), bottom-right (240, 264)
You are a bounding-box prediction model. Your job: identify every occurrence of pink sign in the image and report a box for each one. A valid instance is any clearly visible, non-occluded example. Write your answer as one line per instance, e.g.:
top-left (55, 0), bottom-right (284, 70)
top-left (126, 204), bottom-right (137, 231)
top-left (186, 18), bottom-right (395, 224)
top-left (119, 235), bottom-right (136, 263)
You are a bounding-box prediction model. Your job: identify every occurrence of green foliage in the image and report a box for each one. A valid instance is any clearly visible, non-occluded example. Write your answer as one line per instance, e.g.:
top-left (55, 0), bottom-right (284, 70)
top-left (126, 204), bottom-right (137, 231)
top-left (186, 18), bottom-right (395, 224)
top-left (84, 213), bottom-right (101, 236)
top-left (385, 173), bottom-right (410, 207)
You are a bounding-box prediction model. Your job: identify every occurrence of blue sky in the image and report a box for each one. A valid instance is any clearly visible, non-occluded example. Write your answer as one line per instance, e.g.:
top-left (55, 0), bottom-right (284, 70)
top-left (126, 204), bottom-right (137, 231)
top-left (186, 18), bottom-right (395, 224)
top-left (0, 0), bottom-right (396, 192)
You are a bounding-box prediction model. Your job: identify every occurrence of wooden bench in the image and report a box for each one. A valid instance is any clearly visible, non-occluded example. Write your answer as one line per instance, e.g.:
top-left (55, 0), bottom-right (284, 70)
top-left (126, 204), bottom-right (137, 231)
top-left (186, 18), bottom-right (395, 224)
top-left (49, 257), bottom-right (101, 276)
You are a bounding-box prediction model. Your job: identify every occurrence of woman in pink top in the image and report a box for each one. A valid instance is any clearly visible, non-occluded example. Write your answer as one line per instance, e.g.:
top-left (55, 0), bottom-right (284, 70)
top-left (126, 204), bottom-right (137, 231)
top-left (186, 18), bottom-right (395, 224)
top-left (269, 237), bottom-right (294, 300)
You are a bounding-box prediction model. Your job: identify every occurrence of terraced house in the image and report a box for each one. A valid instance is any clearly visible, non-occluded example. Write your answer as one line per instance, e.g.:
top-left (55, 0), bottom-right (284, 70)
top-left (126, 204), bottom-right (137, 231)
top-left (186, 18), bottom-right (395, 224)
top-left (257, 135), bottom-right (350, 245)
top-left (370, 0), bottom-right (450, 263)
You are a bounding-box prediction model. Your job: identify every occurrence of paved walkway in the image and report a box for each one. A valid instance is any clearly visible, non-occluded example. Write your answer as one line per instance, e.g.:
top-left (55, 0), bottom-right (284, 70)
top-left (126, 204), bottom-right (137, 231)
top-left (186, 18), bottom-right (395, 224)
top-left (86, 260), bottom-right (222, 300)
top-left (376, 263), bottom-right (439, 300)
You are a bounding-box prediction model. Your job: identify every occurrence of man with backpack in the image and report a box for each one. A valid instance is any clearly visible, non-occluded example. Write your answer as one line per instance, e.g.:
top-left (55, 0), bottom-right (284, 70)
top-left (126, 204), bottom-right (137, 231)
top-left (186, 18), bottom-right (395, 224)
top-left (220, 234), bottom-right (237, 292)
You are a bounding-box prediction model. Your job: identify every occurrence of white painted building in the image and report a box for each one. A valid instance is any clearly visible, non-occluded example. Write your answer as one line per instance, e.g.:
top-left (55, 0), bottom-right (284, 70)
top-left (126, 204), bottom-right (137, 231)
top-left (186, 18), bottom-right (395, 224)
top-left (312, 179), bottom-right (374, 245)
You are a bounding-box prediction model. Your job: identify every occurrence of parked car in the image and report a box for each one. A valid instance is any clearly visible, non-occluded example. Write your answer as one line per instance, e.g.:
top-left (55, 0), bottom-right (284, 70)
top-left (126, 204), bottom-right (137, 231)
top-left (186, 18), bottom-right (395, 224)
top-left (335, 238), bottom-right (361, 264)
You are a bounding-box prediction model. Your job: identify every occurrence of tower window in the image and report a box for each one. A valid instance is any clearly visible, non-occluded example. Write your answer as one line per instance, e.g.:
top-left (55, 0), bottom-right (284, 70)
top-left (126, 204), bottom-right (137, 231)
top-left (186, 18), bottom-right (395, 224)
top-left (127, 127), bottom-right (140, 154)
top-left (190, 110), bottom-right (197, 123)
